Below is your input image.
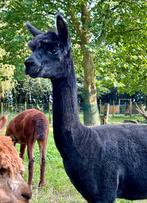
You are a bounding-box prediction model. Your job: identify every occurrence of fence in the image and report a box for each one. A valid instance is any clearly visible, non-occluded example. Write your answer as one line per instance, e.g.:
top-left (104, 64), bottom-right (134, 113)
top-left (0, 101), bottom-right (145, 116)
top-left (0, 101), bottom-right (51, 115)
top-left (100, 103), bottom-right (146, 115)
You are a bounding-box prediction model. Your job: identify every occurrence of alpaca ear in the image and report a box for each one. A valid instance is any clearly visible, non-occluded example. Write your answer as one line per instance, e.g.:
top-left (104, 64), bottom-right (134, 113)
top-left (56, 13), bottom-right (69, 47)
top-left (25, 22), bottom-right (43, 36)
top-left (0, 116), bottom-right (7, 130)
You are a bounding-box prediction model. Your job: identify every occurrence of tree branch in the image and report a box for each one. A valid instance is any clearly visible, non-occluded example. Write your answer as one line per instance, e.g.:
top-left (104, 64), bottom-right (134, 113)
top-left (66, 1), bottom-right (83, 39)
top-left (135, 103), bottom-right (147, 119)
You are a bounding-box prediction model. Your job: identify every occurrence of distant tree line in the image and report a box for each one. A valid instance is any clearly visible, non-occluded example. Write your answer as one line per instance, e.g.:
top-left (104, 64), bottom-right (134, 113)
top-left (0, 0), bottom-right (146, 125)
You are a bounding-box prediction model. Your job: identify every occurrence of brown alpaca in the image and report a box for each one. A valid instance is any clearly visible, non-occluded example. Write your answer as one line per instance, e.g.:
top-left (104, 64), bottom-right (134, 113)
top-left (5, 109), bottom-right (49, 187)
top-left (0, 116), bottom-right (32, 202)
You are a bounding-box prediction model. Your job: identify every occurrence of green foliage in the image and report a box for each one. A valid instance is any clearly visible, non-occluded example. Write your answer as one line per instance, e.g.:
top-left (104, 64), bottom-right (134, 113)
top-left (22, 77), bottom-right (51, 97)
top-left (93, 0), bottom-right (146, 94)
top-left (0, 0), bottom-right (53, 81)
top-left (0, 0), bottom-right (146, 96)
top-left (0, 48), bottom-right (15, 97)
top-left (95, 39), bottom-right (146, 95)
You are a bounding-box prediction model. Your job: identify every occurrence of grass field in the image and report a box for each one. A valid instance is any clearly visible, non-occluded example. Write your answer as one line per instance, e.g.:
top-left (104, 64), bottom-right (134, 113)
top-left (5, 113), bottom-right (147, 203)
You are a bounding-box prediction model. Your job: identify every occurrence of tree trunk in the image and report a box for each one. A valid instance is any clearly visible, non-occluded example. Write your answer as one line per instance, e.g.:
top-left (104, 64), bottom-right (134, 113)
top-left (82, 47), bottom-right (100, 126)
top-left (67, 3), bottom-right (100, 125)
top-left (100, 103), bottom-right (110, 125)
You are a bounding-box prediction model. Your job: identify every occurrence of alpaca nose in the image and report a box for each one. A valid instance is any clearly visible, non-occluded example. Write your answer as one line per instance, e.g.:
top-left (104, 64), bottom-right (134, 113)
top-left (21, 187), bottom-right (32, 201)
top-left (25, 58), bottom-right (35, 68)
top-left (25, 58), bottom-right (36, 74)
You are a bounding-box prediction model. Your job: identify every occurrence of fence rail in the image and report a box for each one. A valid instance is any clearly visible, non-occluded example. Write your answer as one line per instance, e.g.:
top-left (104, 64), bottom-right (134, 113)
top-left (100, 103), bottom-right (146, 115)
top-left (0, 101), bottom-right (146, 116)
top-left (0, 101), bottom-right (51, 114)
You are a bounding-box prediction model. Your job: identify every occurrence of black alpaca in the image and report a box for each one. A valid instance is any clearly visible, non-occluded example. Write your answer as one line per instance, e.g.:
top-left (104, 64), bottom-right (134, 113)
top-left (25, 14), bottom-right (147, 203)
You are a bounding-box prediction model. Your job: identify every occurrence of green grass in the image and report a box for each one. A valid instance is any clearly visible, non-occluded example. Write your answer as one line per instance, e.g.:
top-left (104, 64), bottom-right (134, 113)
top-left (108, 114), bottom-right (144, 124)
top-left (22, 128), bottom-right (85, 203)
top-left (6, 113), bottom-right (147, 202)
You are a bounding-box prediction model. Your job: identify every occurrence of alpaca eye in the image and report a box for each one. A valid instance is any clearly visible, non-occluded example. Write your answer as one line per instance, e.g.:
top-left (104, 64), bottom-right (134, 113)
top-left (48, 48), bottom-right (58, 55)
top-left (0, 167), bottom-right (7, 175)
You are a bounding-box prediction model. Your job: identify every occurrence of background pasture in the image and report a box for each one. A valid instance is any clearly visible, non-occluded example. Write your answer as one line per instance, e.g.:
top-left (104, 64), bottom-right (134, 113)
top-left (5, 112), bottom-right (146, 203)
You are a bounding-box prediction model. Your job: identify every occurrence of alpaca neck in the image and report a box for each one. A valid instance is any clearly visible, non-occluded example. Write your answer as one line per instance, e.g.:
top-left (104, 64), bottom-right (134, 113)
top-left (52, 72), bottom-right (80, 131)
top-left (51, 58), bottom-right (80, 157)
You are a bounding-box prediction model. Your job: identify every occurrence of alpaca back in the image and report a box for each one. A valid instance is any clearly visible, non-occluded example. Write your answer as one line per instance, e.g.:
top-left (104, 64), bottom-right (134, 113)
top-left (6, 109), bottom-right (49, 143)
top-left (31, 111), bottom-right (49, 140)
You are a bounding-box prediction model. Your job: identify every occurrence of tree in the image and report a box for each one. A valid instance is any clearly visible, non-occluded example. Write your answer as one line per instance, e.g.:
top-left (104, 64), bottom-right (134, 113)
top-left (94, 0), bottom-right (146, 95)
top-left (0, 0), bottom-right (146, 125)
top-left (22, 77), bottom-right (51, 106)
top-left (0, 48), bottom-right (15, 98)
top-left (0, 48), bottom-right (15, 113)
top-left (0, 0), bottom-right (100, 125)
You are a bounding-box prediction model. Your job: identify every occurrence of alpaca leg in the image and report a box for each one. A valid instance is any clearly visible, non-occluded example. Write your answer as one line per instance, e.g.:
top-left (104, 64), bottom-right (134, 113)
top-left (38, 141), bottom-right (46, 187)
top-left (27, 143), bottom-right (34, 186)
top-left (20, 144), bottom-right (26, 160)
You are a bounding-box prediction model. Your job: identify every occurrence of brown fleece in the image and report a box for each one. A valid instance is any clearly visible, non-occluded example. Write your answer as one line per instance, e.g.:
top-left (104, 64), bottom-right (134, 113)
top-left (0, 136), bottom-right (24, 178)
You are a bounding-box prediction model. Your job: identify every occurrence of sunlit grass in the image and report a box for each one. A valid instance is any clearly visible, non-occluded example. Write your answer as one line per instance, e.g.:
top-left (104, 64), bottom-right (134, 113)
top-left (22, 128), bottom-right (85, 203)
top-left (109, 114), bottom-right (144, 124)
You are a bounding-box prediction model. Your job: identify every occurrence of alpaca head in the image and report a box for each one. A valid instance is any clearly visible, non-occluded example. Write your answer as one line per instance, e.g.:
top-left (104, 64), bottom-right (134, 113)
top-left (25, 14), bottom-right (71, 79)
top-left (0, 117), bottom-right (32, 203)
